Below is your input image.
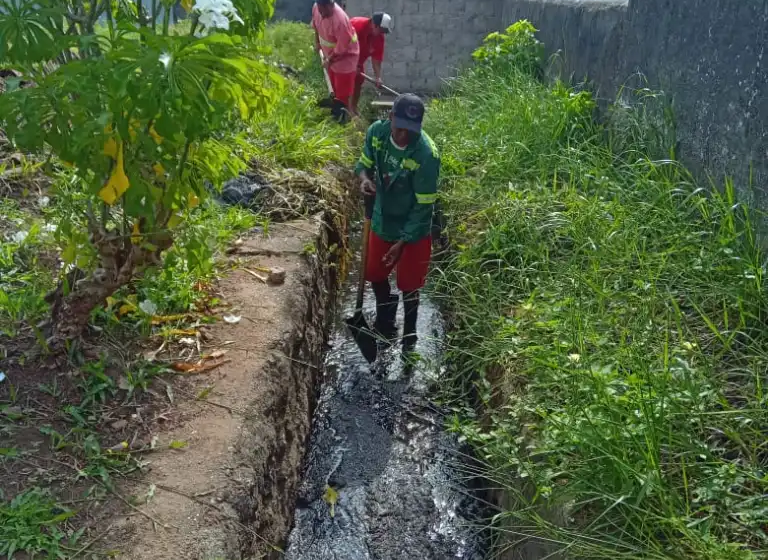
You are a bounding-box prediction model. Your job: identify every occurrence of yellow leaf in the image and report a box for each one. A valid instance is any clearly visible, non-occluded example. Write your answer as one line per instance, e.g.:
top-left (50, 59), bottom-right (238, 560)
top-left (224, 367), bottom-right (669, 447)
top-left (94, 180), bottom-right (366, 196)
top-left (98, 145), bottom-right (130, 206)
top-left (167, 214), bottom-right (183, 229)
top-left (323, 486), bottom-right (338, 518)
top-left (106, 296), bottom-right (117, 309)
top-left (153, 163), bottom-right (166, 179)
top-left (118, 303), bottom-right (136, 316)
top-left (187, 193), bottom-right (200, 209)
top-left (103, 137), bottom-right (118, 159)
top-left (62, 160), bottom-right (74, 168)
top-left (150, 313), bottom-right (189, 325)
top-left (181, 0), bottom-right (193, 12)
top-left (131, 222), bottom-right (141, 245)
top-left (168, 440), bottom-right (188, 450)
top-left (149, 126), bottom-right (163, 145)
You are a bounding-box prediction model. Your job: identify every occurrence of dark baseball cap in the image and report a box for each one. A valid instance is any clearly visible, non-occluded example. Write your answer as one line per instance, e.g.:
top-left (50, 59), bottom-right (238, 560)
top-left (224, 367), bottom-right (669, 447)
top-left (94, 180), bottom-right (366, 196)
top-left (316, 0), bottom-right (334, 5)
top-left (392, 93), bottom-right (425, 133)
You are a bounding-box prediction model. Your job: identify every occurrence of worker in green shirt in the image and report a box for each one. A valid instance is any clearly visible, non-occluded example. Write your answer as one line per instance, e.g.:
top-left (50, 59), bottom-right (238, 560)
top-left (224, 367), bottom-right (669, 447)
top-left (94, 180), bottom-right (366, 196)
top-left (354, 93), bottom-right (440, 352)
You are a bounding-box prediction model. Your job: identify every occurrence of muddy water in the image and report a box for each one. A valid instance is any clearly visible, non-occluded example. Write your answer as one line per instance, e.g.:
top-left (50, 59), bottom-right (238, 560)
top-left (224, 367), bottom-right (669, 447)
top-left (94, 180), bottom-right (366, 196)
top-left (285, 245), bottom-right (486, 559)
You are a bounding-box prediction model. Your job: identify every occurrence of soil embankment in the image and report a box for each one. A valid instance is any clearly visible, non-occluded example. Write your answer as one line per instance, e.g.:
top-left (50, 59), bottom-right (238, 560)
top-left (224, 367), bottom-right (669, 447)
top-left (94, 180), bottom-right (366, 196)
top-left (109, 212), bottom-right (345, 559)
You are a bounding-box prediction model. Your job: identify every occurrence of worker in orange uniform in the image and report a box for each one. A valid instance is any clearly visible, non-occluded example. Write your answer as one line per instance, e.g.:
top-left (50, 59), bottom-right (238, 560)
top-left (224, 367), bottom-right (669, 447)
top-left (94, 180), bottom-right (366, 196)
top-left (312, 0), bottom-right (360, 117)
top-left (349, 12), bottom-right (393, 115)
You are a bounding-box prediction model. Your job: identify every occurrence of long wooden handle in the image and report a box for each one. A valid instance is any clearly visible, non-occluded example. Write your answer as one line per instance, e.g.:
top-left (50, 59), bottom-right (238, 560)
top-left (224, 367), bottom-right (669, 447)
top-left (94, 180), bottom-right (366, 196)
top-left (359, 72), bottom-right (399, 97)
top-left (356, 218), bottom-right (371, 311)
top-left (318, 51), bottom-right (334, 96)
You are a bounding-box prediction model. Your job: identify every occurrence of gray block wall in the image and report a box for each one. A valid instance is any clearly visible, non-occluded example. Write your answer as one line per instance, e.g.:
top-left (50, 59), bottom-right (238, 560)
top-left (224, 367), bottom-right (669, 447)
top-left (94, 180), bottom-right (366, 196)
top-left (282, 1), bottom-right (768, 205)
top-left (344, 0), bottom-right (503, 92)
top-left (274, 0), bottom-right (312, 22)
top-left (501, 0), bottom-right (768, 209)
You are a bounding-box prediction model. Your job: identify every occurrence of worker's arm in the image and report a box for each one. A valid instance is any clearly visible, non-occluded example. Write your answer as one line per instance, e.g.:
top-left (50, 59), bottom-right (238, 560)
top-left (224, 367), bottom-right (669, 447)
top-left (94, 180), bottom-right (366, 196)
top-left (372, 36), bottom-right (385, 86)
top-left (354, 124), bottom-right (377, 195)
top-left (399, 153), bottom-right (440, 243)
top-left (314, 28), bottom-right (321, 53)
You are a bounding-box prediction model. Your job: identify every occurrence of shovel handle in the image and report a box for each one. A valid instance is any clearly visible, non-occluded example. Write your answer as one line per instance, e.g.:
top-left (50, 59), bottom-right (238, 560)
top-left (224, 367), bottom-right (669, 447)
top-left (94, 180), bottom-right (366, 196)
top-left (359, 72), bottom-right (400, 97)
top-left (318, 51), bottom-right (334, 97)
top-left (356, 217), bottom-right (371, 311)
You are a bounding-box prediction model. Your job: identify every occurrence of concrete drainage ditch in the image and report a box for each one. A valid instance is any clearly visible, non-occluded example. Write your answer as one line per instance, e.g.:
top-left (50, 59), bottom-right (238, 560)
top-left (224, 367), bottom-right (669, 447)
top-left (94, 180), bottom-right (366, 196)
top-left (283, 230), bottom-right (487, 560)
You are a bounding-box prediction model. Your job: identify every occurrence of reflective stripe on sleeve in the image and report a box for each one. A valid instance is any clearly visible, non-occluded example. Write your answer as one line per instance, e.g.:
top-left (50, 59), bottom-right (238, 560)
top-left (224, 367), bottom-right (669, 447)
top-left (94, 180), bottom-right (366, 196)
top-left (415, 193), bottom-right (437, 204)
top-left (359, 154), bottom-right (373, 168)
top-left (319, 37), bottom-right (337, 48)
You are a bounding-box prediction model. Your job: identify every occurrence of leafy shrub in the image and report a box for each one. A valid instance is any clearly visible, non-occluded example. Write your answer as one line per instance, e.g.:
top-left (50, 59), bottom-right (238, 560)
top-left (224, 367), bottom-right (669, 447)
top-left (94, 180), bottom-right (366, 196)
top-left (472, 20), bottom-right (544, 77)
top-left (0, 0), bottom-right (280, 343)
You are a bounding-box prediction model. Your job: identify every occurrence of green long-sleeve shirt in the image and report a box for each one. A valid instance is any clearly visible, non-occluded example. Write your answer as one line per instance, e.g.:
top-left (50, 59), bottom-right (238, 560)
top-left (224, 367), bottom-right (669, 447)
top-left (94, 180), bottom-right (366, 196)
top-left (354, 120), bottom-right (440, 243)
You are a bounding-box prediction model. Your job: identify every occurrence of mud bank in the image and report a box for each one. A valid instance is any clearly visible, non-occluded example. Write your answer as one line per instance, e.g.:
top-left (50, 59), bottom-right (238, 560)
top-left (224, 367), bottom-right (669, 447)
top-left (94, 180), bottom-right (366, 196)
top-left (112, 208), bottom-right (346, 560)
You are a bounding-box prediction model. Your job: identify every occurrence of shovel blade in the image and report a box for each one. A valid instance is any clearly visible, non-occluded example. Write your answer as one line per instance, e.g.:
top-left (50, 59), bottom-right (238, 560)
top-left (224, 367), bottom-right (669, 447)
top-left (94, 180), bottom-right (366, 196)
top-left (345, 310), bottom-right (377, 363)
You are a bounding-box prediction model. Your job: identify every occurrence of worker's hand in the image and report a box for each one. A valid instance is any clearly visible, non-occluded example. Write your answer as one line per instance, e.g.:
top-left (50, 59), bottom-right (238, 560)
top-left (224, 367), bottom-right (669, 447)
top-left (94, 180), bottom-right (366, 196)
top-left (323, 56), bottom-right (332, 69)
top-left (375, 77), bottom-right (383, 89)
top-left (360, 177), bottom-right (376, 196)
top-left (383, 242), bottom-right (404, 267)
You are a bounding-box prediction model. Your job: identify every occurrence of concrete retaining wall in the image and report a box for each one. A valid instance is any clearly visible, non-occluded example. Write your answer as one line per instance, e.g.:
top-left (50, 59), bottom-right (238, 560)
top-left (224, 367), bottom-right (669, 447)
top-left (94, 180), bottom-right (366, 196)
top-left (344, 0), bottom-right (503, 92)
top-left (501, 0), bottom-right (768, 208)
top-left (274, 0), bottom-right (312, 22)
top-left (286, 1), bottom-right (768, 202)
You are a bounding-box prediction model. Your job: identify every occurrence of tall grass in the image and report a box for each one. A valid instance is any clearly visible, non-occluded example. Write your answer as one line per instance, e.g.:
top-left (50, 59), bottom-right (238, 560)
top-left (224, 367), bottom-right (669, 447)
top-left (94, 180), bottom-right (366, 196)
top-left (427, 36), bottom-right (768, 560)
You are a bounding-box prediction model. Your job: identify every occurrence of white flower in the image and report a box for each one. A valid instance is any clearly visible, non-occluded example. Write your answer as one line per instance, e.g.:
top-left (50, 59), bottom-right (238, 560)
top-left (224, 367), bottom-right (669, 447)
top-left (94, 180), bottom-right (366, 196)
top-left (42, 223), bottom-right (57, 233)
top-left (159, 53), bottom-right (172, 69)
top-left (567, 353), bottom-right (581, 364)
top-left (38, 196), bottom-right (50, 208)
top-left (11, 231), bottom-right (28, 243)
top-left (193, 0), bottom-right (243, 35)
top-left (139, 299), bottom-right (158, 315)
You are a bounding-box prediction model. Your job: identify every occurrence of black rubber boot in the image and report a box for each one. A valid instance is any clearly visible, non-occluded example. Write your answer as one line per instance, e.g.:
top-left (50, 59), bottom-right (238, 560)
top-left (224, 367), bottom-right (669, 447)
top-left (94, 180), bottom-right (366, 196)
top-left (372, 281), bottom-right (398, 342)
top-left (402, 290), bottom-right (419, 353)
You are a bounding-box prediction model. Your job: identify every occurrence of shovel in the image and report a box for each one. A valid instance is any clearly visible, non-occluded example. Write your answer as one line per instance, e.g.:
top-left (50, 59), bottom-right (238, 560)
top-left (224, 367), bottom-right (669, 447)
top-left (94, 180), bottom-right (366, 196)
top-left (345, 194), bottom-right (377, 363)
top-left (318, 51), bottom-right (348, 121)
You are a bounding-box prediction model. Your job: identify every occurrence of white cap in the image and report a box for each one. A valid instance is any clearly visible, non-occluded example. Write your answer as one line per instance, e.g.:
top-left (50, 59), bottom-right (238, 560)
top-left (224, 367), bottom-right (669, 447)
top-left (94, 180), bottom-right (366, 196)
top-left (373, 12), bottom-right (393, 33)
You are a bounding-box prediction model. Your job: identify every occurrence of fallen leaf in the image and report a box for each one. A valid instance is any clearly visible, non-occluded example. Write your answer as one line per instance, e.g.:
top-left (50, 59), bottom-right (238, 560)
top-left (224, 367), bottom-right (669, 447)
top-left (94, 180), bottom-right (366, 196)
top-left (165, 384), bottom-right (174, 405)
top-left (196, 386), bottom-right (213, 400)
top-left (150, 435), bottom-right (159, 450)
top-left (223, 314), bottom-right (241, 324)
top-left (145, 483), bottom-right (156, 504)
top-left (111, 419), bottom-right (128, 430)
top-left (203, 349), bottom-right (228, 360)
top-left (143, 341), bottom-right (167, 362)
top-left (323, 485), bottom-right (338, 518)
top-left (168, 440), bottom-right (188, 450)
top-left (179, 337), bottom-right (196, 346)
top-left (171, 362), bottom-right (197, 373)
top-left (162, 328), bottom-right (197, 337)
top-left (151, 314), bottom-right (191, 325)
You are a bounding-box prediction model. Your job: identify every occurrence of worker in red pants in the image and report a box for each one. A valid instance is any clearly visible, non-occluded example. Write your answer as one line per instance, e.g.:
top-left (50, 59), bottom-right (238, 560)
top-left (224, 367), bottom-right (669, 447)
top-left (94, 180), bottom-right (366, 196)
top-left (312, 0), bottom-right (360, 116)
top-left (349, 12), bottom-right (393, 115)
top-left (355, 94), bottom-right (440, 352)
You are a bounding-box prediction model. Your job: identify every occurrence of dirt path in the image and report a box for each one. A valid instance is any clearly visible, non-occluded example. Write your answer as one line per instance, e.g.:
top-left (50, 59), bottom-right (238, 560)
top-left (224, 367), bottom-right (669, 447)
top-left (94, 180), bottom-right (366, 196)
top-left (108, 218), bottom-right (339, 560)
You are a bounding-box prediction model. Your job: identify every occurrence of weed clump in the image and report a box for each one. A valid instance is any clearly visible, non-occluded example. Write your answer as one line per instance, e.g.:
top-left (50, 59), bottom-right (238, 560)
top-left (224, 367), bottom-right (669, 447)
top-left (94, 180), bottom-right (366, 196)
top-left (429, 25), bottom-right (767, 560)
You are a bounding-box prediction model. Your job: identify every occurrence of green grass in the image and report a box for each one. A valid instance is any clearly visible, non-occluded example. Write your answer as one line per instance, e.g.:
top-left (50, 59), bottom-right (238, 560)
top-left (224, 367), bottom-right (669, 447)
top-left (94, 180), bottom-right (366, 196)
top-left (427, 45), bottom-right (768, 560)
top-left (0, 488), bottom-right (80, 559)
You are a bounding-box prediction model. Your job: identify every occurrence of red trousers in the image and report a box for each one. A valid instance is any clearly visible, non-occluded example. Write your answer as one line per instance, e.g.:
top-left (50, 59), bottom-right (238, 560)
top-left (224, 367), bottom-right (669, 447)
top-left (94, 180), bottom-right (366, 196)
top-left (365, 231), bottom-right (431, 292)
top-left (329, 69), bottom-right (355, 107)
